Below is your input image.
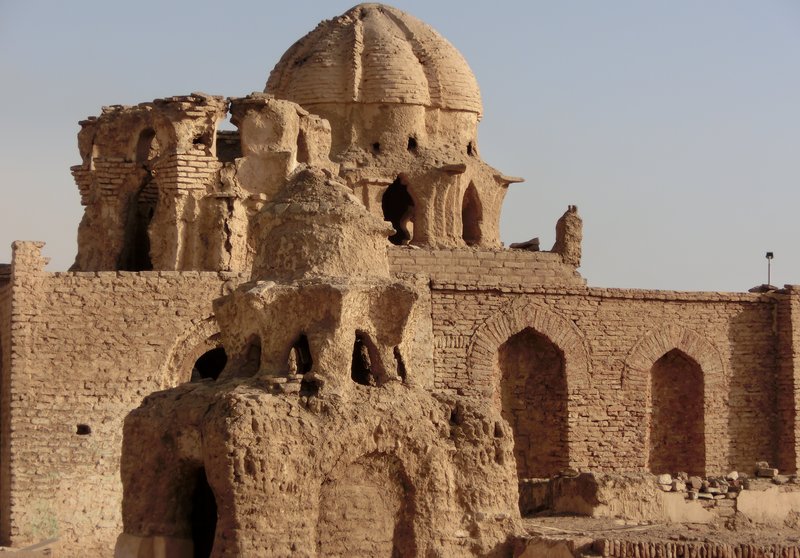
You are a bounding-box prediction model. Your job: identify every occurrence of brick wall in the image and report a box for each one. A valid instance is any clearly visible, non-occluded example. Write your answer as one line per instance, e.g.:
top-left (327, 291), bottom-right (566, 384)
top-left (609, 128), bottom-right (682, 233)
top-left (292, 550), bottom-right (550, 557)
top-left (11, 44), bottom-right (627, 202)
top-left (3, 242), bottom-right (243, 554)
top-left (428, 283), bottom-right (780, 476)
top-left (387, 246), bottom-right (586, 287)
top-left (0, 277), bottom-right (12, 545)
top-left (776, 287), bottom-right (800, 473)
top-left (0, 241), bottom-right (797, 553)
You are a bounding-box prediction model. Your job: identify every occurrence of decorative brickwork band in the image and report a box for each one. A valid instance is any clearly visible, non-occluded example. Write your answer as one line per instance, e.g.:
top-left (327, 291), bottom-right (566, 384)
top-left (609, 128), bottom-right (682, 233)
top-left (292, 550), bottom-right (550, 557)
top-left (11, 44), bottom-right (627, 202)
top-left (160, 316), bottom-right (221, 387)
top-left (623, 325), bottom-right (727, 473)
top-left (466, 299), bottom-right (592, 392)
top-left (623, 325), bottom-right (725, 387)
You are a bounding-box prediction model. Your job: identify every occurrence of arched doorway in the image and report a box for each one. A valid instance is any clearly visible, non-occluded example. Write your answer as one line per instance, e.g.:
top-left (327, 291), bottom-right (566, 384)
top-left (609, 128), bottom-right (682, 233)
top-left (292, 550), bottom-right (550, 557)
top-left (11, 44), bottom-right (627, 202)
top-left (381, 178), bottom-right (414, 245)
top-left (461, 183), bottom-right (482, 246)
top-left (190, 467), bottom-right (217, 558)
top-left (498, 328), bottom-right (569, 479)
top-left (649, 349), bottom-right (705, 475)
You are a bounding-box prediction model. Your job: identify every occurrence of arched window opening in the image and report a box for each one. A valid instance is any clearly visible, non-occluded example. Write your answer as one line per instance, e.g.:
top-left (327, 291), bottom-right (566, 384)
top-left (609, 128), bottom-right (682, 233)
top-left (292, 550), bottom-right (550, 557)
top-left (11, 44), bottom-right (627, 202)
top-left (119, 179), bottom-right (156, 271)
top-left (190, 467), bottom-right (217, 558)
top-left (467, 141), bottom-right (475, 156)
top-left (382, 178), bottom-right (415, 246)
top-left (192, 347), bottom-right (227, 381)
top-left (498, 328), bottom-right (568, 484)
top-left (289, 334), bottom-right (319, 396)
top-left (240, 335), bottom-right (262, 377)
top-left (135, 128), bottom-right (158, 164)
top-left (216, 130), bottom-right (241, 163)
top-left (407, 137), bottom-right (418, 151)
top-left (461, 183), bottom-right (483, 246)
top-left (649, 349), bottom-right (705, 476)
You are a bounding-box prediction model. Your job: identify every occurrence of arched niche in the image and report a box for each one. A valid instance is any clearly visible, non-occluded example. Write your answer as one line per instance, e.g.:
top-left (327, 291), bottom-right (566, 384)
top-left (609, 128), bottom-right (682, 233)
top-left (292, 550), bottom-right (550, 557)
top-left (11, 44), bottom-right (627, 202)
top-left (466, 299), bottom-right (591, 471)
top-left (498, 327), bottom-right (569, 479)
top-left (648, 349), bottom-right (705, 475)
top-left (381, 178), bottom-right (415, 245)
top-left (624, 325), bottom-right (726, 473)
top-left (461, 182), bottom-right (482, 246)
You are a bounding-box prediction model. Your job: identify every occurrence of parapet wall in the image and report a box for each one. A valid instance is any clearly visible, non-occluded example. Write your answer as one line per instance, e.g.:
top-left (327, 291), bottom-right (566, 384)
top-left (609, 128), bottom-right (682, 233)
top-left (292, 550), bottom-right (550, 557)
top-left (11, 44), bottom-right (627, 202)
top-left (387, 246), bottom-right (586, 287)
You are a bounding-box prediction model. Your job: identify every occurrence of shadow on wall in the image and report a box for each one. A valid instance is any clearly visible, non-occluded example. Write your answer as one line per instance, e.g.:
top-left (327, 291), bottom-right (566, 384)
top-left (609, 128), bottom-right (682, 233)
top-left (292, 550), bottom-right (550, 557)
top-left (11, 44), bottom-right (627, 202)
top-left (497, 327), bottom-right (569, 480)
top-left (727, 307), bottom-right (778, 471)
top-left (382, 178), bottom-right (414, 246)
top-left (317, 453), bottom-right (416, 557)
top-left (648, 349), bottom-right (705, 476)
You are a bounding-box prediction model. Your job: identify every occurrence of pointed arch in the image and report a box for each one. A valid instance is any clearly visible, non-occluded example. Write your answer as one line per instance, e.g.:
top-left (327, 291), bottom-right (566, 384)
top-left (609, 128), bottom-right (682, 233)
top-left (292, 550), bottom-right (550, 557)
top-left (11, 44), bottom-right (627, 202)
top-left (467, 299), bottom-right (591, 390)
top-left (160, 316), bottom-right (222, 387)
top-left (461, 182), bottom-right (482, 246)
top-left (624, 325), bottom-right (726, 473)
top-left (623, 325), bottom-right (725, 388)
top-left (649, 348), bottom-right (705, 475)
top-left (498, 327), bottom-right (568, 479)
top-left (466, 300), bottom-right (591, 470)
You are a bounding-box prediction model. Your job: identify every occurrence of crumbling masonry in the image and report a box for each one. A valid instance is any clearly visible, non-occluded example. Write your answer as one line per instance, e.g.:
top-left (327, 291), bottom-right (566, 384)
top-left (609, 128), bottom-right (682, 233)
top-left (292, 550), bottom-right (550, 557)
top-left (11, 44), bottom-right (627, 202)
top-left (1, 4), bottom-right (800, 557)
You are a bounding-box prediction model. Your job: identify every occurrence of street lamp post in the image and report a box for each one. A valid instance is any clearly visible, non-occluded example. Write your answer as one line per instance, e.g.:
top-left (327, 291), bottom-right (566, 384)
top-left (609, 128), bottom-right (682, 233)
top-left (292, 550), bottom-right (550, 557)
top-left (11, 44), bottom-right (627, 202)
top-left (766, 252), bottom-right (774, 287)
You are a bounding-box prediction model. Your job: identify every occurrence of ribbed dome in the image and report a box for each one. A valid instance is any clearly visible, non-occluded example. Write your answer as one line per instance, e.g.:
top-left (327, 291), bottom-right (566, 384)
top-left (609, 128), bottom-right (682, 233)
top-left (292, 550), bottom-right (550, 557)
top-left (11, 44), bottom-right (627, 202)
top-left (266, 3), bottom-right (482, 117)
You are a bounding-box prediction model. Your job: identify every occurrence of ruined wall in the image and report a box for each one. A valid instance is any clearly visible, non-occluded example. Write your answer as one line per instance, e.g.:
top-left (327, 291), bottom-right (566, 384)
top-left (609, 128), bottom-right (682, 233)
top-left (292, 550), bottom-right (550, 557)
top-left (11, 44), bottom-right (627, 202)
top-left (428, 280), bottom-right (779, 476)
top-left (385, 246), bottom-right (786, 475)
top-left (2, 242), bottom-right (243, 555)
top-left (1, 241), bottom-right (795, 553)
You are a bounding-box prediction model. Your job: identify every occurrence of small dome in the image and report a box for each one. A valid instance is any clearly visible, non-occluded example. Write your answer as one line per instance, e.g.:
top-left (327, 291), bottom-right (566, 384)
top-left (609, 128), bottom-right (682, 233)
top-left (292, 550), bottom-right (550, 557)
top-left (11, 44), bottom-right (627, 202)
top-left (266, 3), bottom-right (482, 117)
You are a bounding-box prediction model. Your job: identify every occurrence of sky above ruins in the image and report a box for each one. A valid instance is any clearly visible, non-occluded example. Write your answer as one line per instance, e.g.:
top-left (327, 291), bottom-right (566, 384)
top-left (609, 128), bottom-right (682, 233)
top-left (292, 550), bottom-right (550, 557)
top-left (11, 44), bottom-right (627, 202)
top-left (1, 0), bottom-right (798, 291)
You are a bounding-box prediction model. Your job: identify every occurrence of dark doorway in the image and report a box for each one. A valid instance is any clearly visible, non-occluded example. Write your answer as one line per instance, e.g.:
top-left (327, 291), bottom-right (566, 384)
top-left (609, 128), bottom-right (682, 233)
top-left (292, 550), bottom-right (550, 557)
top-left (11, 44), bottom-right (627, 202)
top-left (381, 179), bottom-right (414, 245)
top-left (192, 347), bottom-right (227, 381)
top-left (191, 468), bottom-right (217, 558)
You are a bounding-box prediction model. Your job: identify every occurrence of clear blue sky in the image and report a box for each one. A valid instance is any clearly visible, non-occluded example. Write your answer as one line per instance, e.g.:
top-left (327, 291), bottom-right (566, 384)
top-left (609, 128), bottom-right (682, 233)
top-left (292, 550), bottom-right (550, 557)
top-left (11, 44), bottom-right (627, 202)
top-left (1, 1), bottom-right (798, 291)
